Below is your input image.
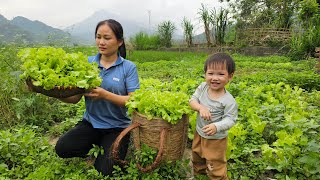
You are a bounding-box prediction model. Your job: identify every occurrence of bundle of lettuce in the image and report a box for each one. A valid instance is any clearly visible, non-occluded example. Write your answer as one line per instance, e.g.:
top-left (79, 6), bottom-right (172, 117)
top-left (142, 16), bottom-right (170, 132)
top-left (18, 47), bottom-right (102, 90)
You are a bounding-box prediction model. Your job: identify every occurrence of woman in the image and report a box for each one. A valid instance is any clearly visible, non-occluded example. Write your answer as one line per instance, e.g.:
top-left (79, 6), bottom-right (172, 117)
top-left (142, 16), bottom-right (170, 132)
top-left (55, 19), bottom-right (140, 176)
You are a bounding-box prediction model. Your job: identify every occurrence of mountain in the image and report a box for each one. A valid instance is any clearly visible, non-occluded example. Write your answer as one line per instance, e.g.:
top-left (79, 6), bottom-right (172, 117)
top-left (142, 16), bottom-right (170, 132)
top-left (0, 14), bottom-right (71, 44)
top-left (0, 14), bottom-right (34, 43)
top-left (65, 10), bottom-right (148, 45)
top-left (193, 32), bottom-right (207, 44)
top-left (0, 14), bottom-right (8, 24)
top-left (11, 16), bottom-right (70, 42)
top-left (0, 11), bottom-right (185, 46)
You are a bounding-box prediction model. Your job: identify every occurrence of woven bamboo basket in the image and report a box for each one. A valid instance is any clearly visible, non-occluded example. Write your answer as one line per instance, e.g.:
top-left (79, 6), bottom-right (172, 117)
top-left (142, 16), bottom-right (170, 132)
top-left (26, 78), bottom-right (85, 98)
top-left (112, 111), bottom-right (189, 172)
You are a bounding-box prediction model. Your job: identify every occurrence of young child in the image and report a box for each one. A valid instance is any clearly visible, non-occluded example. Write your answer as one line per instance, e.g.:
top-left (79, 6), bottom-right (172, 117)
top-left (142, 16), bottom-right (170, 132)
top-left (189, 52), bottom-right (238, 180)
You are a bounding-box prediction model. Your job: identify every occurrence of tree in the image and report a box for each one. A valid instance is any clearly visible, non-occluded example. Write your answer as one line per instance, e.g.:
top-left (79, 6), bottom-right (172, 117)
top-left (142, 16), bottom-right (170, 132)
top-left (212, 7), bottom-right (230, 45)
top-left (198, 3), bottom-right (213, 47)
top-left (288, 0), bottom-right (320, 60)
top-left (157, 21), bottom-right (176, 48)
top-left (298, 0), bottom-right (319, 28)
top-left (181, 17), bottom-right (194, 47)
top-left (273, 0), bottom-right (299, 29)
top-left (220, 0), bottom-right (300, 29)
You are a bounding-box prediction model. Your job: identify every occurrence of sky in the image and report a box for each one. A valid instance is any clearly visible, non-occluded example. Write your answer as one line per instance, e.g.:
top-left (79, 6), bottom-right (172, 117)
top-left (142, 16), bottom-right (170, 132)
top-left (0, 0), bottom-right (226, 34)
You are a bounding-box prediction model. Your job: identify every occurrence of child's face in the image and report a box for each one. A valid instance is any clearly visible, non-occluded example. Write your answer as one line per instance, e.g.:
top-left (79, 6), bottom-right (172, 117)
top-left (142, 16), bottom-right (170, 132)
top-left (205, 63), bottom-right (233, 93)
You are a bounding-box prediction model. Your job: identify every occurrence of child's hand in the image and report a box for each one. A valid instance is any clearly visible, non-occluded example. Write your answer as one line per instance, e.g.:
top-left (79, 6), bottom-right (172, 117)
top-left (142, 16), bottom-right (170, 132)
top-left (202, 124), bottom-right (217, 136)
top-left (199, 106), bottom-right (211, 120)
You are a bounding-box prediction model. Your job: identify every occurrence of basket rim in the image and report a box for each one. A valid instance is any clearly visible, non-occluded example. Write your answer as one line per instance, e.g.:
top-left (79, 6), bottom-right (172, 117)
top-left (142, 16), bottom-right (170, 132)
top-left (26, 77), bottom-right (85, 90)
top-left (26, 78), bottom-right (86, 98)
top-left (133, 110), bottom-right (188, 121)
top-left (133, 111), bottom-right (166, 121)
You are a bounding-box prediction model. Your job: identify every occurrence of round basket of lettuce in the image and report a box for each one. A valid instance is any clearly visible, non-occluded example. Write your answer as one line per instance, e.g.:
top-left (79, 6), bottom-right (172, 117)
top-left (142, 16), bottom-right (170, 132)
top-left (126, 89), bottom-right (193, 124)
top-left (112, 88), bottom-right (193, 172)
top-left (18, 47), bottom-right (102, 98)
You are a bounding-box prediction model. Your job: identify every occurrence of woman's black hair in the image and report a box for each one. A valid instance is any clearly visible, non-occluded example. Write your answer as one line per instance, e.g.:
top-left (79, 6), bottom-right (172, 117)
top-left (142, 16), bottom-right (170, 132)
top-left (95, 19), bottom-right (126, 58)
top-left (204, 52), bottom-right (235, 75)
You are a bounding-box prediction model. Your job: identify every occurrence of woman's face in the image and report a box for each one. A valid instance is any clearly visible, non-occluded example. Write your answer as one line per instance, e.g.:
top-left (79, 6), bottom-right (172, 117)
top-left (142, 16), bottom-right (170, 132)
top-left (95, 23), bottom-right (122, 57)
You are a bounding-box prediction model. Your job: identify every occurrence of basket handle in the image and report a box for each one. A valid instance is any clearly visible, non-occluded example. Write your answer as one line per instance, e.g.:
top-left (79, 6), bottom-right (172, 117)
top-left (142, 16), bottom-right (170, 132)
top-left (111, 123), bottom-right (140, 165)
top-left (111, 123), bottom-right (167, 173)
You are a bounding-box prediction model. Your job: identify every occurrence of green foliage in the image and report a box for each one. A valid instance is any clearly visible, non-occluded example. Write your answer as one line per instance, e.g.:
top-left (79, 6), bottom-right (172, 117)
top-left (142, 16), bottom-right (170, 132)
top-left (188, 112), bottom-right (197, 140)
top-left (139, 78), bottom-right (200, 96)
top-left (0, 127), bottom-right (49, 179)
top-left (157, 21), bottom-right (176, 48)
top-left (126, 88), bottom-right (192, 124)
top-left (298, 0), bottom-right (319, 27)
top-left (129, 32), bottom-right (160, 50)
top-left (181, 17), bottom-right (194, 47)
top-left (289, 0), bottom-right (320, 61)
top-left (135, 144), bottom-right (158, 168)
top-left (10, 95), bottom-right (67, 131)
top-left (224, 25), bottom-right (236, 45)
top-left (48, 117), bottom-right (80, 137)
top-left (18, 47), bottom-right (102, 90)
top-left (129, 50), bottom-right (206, 63)
top-left (0, 45), bottom-right (27, 127)
top-left (212, 7), bottom-right (229, 45)
top-left (232, 53), bottom-right (292, 63)
top-left (198, 3), bottom-right (212, 46)
top-left (194, 174), bottom-right (210, 180)
top-left (222, 0), bottom-right (299, 29)
top-left (0, 127), bottom-right (106, 180)
top-left (111, 144), bottom-right (191, 179)
top-left (63, 46), bottom-right (97, 56)
top-left (48, 99), bottom-right (85, 136)
top-left (0, 46), bottom-right (78, 130)
top-left (288, 24), bottom-right (320, 61)
top-left (88, 145), bottom-right (104, 158)
top-left (137, 59), bottom-right (203, 81)
top-left (235, 70), bottom-right (320, 91)
top-left (0, 45), bottom-right (86, 131)
top-left (227, 82), bottom-right (320, 179)
top-left (1, 47), bottom-right (320, 179)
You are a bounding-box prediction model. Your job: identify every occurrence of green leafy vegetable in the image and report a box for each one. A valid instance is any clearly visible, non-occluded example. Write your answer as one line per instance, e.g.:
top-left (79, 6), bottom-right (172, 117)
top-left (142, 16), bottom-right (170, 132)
top-left (18, 47), bottom-right (102, 90)
top-left (126, 88), bottom-right (192, 124)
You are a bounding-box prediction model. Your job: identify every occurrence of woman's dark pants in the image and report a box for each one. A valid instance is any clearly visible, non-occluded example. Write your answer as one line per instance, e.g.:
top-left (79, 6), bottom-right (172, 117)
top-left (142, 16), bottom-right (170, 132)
top-left (55, 120), bottom-right (129, 176)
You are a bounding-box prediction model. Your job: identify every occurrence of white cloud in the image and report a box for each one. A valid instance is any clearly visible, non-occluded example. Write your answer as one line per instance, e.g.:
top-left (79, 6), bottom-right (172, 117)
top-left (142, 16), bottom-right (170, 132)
top-left (0, 0), bottom-right (224, 34)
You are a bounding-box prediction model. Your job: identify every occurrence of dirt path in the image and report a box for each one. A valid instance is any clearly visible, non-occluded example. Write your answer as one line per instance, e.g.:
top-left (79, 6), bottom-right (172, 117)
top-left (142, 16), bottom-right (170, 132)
top-left (48, 136), bottom-right (59, 145)
top-left (183, 147), bottom-right (192, 160)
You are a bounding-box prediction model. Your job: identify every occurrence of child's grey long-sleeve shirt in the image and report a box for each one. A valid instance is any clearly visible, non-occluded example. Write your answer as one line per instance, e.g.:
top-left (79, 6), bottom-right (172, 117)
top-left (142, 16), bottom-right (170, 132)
top-left (190, 82), bottom-right (238, 139)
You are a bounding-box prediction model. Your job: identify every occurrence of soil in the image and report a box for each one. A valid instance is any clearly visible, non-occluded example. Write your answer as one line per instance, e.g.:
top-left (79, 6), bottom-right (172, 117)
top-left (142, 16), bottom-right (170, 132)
top-left (48, 136), bottom-right (59, 145)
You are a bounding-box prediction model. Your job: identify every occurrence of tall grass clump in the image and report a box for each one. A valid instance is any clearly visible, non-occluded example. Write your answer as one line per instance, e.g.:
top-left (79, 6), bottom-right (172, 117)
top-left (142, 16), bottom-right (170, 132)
top-left (130, 32), bottom-right (160, 50)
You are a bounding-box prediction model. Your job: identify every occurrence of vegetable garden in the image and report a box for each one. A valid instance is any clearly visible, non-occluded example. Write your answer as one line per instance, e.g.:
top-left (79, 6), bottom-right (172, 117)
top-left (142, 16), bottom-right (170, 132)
top-left (0, 45), bottom-right (319, 179)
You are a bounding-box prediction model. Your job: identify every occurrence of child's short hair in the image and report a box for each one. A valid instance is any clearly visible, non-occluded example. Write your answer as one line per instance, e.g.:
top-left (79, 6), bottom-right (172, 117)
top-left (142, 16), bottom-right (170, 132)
top-left (204, 52), bottom-right (235, 75)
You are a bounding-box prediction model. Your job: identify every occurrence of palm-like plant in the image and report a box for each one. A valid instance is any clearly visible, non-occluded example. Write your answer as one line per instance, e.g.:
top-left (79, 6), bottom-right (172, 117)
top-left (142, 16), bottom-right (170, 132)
top-left (181, 17), bottom-right (194, 47)
top-left (212, 7), bottom-right (229, 45)
top-left (157, 21), bottom-right (176, 48)
top-left (198, 3), bottom-right (212, 47)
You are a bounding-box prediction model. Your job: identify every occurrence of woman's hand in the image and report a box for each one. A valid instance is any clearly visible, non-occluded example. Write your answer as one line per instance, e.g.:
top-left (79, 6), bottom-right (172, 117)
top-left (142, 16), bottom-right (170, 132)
top-left (84, 87), bottom-right (131, 107)
top-left (202, 123), bottom-right (217, 136)
top-left (84, 87), bottom-right (107, 100)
